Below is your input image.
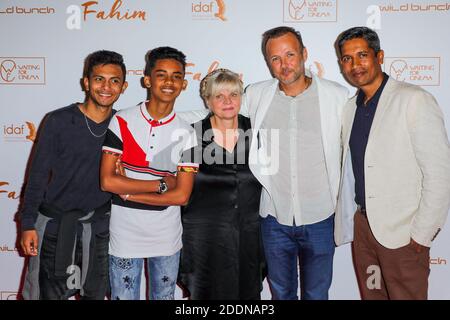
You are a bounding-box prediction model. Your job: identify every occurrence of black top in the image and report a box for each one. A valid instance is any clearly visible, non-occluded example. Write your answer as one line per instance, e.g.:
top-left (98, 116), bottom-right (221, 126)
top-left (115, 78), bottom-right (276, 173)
top-left (20, 104), bottom-right (113, 232)
top-left (178, 114), bottom-right (265, 300)
top-left (349, 73), bottom-right (389, 209)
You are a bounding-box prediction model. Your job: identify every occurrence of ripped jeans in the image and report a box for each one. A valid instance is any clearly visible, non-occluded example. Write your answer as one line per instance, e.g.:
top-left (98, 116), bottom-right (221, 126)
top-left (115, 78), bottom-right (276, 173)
top-left (109, 250), bottom-right (180, 300)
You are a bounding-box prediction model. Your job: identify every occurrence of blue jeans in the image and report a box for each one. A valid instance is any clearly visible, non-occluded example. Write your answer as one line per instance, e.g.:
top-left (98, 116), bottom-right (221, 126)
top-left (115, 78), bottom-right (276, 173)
top-left (261, 214), bottom-right (335, 300)
top-left (109, 250), bottom-right (180, 300)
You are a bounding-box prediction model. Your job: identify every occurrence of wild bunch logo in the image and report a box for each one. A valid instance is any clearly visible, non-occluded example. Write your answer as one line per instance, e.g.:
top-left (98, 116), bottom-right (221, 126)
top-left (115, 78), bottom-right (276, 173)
top-left (284, 0), bottom-right (338, 22)
top-left (3, 122), bottom-right (36, 142)
top-left (0, 6), bottom-right (55, 15)
top-left (191, 0), bottom-right (227, 21)
top-left (379, 2), bottom-right (450, 13)
top-left (66, 0), bottom-right (147, 30)
top-left (0, 58), bottom-right (46, 85)
top-left (0, 246), bottom-right (18, 254)
top-left (384, 57), bottom-right (440, 86)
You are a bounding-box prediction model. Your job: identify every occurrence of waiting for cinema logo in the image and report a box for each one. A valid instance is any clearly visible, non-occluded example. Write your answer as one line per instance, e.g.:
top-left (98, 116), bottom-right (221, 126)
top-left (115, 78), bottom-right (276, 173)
top-left (384, 57), bottom-right (440, 86)
top-left (0, 57), bottom-right (46, 85)
top-left (284, 0), bottom-right (338, 22)
top-left (191, 0), bottom-right (227, 21)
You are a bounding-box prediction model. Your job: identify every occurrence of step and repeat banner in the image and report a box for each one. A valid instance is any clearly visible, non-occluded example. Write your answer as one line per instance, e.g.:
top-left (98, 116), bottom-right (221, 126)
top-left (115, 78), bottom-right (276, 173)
top-left (1, 0), bottom-right (449, 300)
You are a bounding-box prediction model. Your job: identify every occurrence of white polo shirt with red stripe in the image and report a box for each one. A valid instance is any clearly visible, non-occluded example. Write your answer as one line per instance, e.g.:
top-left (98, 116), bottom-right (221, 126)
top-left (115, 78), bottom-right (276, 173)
top-left (103, 102), bottom-right (198, 258)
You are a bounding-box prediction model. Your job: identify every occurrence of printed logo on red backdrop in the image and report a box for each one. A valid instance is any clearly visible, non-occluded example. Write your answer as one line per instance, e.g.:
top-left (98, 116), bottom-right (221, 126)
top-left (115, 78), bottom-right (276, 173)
top-left (378, 2), bottom-right (450, 13)
top-left (2, 122), bottom-right (36, 142)
top-left (191, 0), bottom-right (227, 21)
top-left (384, 57), bottom-right (440, 86)
top-left (283, 0), bottom-right (338, 22)
top-left (0, 57), bottom-right (46, 85)
top-left (0, 6), bottom-right (55, 15)
top-left (0, 292), bottom-right (18, 300)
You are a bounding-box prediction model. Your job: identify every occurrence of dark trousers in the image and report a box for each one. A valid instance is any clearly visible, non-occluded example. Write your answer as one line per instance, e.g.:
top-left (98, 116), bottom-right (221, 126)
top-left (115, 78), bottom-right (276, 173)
top-left (352, 210), bottom-right (430, 300)
top-left (39, 230), bottom-right (110, 300)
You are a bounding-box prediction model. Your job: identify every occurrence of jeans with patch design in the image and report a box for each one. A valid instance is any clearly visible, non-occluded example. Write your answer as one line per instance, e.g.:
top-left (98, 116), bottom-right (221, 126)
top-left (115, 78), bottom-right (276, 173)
top-left (109, 250), bottom-right (180, 300)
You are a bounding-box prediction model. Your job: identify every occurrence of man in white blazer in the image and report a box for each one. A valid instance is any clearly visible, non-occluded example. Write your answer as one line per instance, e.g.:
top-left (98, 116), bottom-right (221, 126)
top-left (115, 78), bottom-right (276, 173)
top-left (179, 26), bottom-right (348, 299)
top-left (242, 26), bottom-right (348, 300)
top-left (334, 26), bottom-right (450, 299)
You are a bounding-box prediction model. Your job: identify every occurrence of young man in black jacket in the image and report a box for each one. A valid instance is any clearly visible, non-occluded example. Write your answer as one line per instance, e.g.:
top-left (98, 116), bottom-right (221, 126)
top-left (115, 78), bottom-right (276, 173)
top-left (20, 50), bottom-right (128, 300)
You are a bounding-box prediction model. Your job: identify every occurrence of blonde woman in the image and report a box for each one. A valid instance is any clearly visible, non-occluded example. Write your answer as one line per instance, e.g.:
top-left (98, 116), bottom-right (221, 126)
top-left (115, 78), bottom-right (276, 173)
top-left (178, 69), bottom-right (265, 300)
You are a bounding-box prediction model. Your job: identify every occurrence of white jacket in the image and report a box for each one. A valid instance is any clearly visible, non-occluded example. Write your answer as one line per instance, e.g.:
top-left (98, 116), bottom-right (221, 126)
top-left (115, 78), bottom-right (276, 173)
top-left (241, 72), bottom-right (349, 225)
top-left (335, 77), bottom-right (450, 248)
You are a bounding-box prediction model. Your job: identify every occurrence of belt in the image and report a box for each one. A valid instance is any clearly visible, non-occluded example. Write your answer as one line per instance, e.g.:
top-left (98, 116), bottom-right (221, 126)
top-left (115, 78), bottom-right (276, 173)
top-left (357, 204), bottom-right (367, 216)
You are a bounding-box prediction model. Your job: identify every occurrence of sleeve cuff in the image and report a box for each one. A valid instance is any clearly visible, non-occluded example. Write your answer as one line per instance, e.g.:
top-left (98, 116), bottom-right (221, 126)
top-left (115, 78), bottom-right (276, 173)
top-left (21, 217), bottom-right (36, 231)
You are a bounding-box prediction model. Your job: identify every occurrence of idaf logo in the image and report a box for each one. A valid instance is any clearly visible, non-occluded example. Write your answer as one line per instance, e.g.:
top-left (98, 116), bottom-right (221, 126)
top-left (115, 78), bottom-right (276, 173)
top-left (0, 57), bottom-right (46, 85)
top-left (384, 57), bottom-right (440, 86)
top-left (3, 122), bottom-right (36, 142)
top-left (284, 0), bottom-right (338, 22)
top-left (191, 0), bottom-right (227, 21)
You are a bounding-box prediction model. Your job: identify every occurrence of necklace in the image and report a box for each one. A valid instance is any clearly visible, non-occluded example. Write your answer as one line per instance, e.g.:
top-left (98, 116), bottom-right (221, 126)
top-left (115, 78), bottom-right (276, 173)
top-left (82, 105), bottom-right (111, 138)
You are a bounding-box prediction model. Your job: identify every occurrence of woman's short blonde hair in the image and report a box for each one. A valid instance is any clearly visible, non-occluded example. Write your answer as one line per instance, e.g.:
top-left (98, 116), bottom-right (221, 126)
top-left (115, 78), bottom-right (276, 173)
top-left (200, 68), bottom-right (243, 103)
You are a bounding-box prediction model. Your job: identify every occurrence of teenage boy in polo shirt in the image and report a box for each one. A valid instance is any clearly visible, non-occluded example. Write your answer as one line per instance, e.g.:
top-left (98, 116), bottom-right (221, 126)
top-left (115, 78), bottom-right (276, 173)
top-left (100, 47), bottom-right (198, 300)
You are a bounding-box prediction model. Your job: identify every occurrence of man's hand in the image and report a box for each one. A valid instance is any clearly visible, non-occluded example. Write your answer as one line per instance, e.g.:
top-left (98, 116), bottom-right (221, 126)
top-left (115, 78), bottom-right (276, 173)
top-left (410, 238), bottom-right (427, 253)
top-left (164, 176), bottom-right (177, 190)
top-left (21, 230), bottom-right (39, 256)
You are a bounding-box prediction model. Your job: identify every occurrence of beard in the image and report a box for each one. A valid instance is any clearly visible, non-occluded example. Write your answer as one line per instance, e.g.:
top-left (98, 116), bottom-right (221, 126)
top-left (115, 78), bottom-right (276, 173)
top-left (277, 67), bottom-right (303, 86)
